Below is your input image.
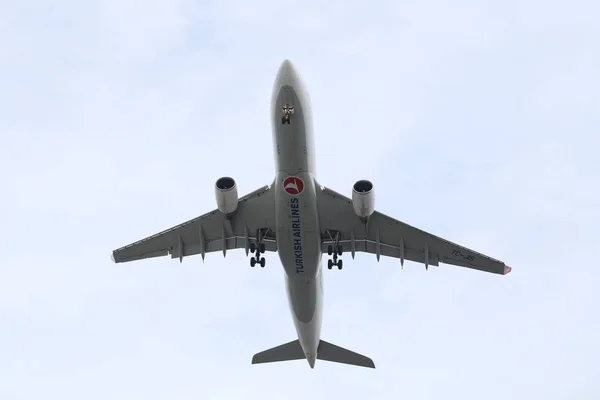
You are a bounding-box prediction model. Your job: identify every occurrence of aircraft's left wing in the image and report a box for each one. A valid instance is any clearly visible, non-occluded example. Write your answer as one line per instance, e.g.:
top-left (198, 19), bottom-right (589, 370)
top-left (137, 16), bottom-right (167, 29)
top-left (112, 184), bottom-right (276, 263)
top-left (316, 185), bottom-right (511, 275)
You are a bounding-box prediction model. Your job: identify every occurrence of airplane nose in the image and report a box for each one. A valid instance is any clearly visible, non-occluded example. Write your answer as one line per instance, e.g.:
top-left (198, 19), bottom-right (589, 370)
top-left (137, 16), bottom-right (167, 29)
top-left (281, 58), bottom-right (293, 68)
top-left (278, 58), bottom-right (296, 75)
top-left (275, 58), bottom-right (300, 88)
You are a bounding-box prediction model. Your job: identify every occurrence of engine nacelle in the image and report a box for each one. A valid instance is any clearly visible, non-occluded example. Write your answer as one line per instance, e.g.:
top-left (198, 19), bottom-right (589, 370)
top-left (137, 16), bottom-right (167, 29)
top-left (215, 177), bottom-right (239, 215)
top-left (352, 179), bottom-right (375, 218)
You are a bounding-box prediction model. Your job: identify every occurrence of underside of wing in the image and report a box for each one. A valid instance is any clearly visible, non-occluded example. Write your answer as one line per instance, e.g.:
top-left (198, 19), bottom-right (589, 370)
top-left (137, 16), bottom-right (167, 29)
top-left (112, 184), bottom-right (277, 263)
top-left (316, 185), bottom-right (511, 275)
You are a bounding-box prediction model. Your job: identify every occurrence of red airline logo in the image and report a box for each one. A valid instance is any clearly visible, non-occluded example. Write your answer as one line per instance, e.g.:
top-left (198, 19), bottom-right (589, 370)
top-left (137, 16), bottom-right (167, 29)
top-left (283, 176), bottom-right (304, 195)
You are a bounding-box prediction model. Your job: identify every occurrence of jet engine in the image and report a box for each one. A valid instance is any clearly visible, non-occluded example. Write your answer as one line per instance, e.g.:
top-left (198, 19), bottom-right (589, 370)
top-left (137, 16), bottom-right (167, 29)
top-left (215, 177), bottom-right (239, 215)
top-left (352, 179), bottom-right (375, 218)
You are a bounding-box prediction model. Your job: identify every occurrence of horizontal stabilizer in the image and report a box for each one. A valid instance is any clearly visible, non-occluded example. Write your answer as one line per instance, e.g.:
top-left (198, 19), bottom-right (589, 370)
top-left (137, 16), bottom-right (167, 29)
top-left (252, 340), bottom-right (305, 365)
top-left (317, 340), bottom-right (375, 369)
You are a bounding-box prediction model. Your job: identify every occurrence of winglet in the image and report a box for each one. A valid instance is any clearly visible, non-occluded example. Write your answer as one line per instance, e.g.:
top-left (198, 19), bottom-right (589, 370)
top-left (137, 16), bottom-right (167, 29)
top-left (503, 265), bottom-right (512, 275)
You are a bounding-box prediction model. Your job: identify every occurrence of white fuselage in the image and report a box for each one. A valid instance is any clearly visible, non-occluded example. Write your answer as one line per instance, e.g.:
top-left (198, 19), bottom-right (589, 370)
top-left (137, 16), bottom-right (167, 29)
top-left (271, 59), bottom-right (323, 368)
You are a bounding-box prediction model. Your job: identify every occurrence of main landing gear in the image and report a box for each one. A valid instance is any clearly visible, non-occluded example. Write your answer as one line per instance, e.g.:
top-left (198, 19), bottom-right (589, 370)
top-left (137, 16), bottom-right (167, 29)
top-left (327, 245), bottom-right (343, 270)
top-left (250, 229), bottom-right (268, 268)
top-left (325, 230), bottom-right (344, 270)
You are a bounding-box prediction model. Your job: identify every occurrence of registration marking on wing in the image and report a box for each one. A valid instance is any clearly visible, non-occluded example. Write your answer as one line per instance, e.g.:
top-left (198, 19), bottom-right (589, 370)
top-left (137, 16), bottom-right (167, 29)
top-left (450, 249), bottom-right (475, 262)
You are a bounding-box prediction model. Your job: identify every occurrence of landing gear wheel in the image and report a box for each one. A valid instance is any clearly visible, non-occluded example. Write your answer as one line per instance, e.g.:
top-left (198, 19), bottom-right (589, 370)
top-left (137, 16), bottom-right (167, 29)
top-left (250, 243), bottom-right (256, 254)
top-left (328, 259), bottom-right (333, 270)
top-left (260, 258), bottom-right (266, 268)
top-left (337, 245), bottom-right (343, 256)
top-left (327, 245), bottom-right (333, 256)
top-left (259, 243), bottom-right (266, 253)
top-left (250, 258), bottom-right (256, 267)
top-left (337, 259), bottom-right (343, 270)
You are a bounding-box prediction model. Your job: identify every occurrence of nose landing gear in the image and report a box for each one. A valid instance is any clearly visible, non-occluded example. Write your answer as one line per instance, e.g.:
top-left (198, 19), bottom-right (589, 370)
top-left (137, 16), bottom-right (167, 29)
top-left (281, 104), bottom-right (294, 124)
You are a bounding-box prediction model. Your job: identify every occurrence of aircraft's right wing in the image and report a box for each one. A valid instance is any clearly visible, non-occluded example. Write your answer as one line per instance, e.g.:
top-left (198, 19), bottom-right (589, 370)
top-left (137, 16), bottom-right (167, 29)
top-left (112, 184), bottom-right (277, 264)
top-left (317, 186), bottom-right (511, 275)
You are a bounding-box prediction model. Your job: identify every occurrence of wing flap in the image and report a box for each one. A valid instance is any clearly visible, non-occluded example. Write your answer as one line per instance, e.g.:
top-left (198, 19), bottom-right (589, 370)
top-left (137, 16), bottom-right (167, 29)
top-left (322, 240), bottom-right (441, 266)
top-left (169, 237), bottom-right (278, 260)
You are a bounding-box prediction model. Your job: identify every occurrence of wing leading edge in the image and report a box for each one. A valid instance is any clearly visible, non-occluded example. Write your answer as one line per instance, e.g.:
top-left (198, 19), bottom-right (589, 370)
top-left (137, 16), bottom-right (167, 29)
top-left (316, 186), bottom-right (511, 275)
top-left (112, 184), bottom-right (277, 264)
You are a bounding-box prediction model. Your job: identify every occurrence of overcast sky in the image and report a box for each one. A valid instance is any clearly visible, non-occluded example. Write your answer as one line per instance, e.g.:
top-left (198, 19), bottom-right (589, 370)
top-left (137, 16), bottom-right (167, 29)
top-left (1, 0), bottom-right (599, 399)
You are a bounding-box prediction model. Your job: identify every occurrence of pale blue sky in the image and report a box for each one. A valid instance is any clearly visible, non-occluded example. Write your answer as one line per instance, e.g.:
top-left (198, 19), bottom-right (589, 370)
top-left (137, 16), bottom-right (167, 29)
top-left (1, 0), bottom-right (599, 399)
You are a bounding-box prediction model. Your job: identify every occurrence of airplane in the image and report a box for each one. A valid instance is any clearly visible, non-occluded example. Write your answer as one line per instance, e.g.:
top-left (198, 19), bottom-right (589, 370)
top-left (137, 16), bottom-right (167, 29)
top-left (111, 58), bottom-right (512, 370)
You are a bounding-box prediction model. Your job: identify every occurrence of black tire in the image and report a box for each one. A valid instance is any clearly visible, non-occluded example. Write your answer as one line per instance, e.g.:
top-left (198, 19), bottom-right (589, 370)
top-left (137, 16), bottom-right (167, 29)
top-left (259, 243), bottom-right (266, 253)
top-left (250, 243), bottom-right (256, 254)
top-left (337, 245), bottom-right (343, 256)
top-left (338, 259), bottom-right (343, 270)
top-left (250, 258), bottom-right (256, 267)
top-left (327, 245), bottom-right (333, 256)
top-left (327, 259), bottom-right (333, 269)
top-left (260, 258), bottom-right (265, 268)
